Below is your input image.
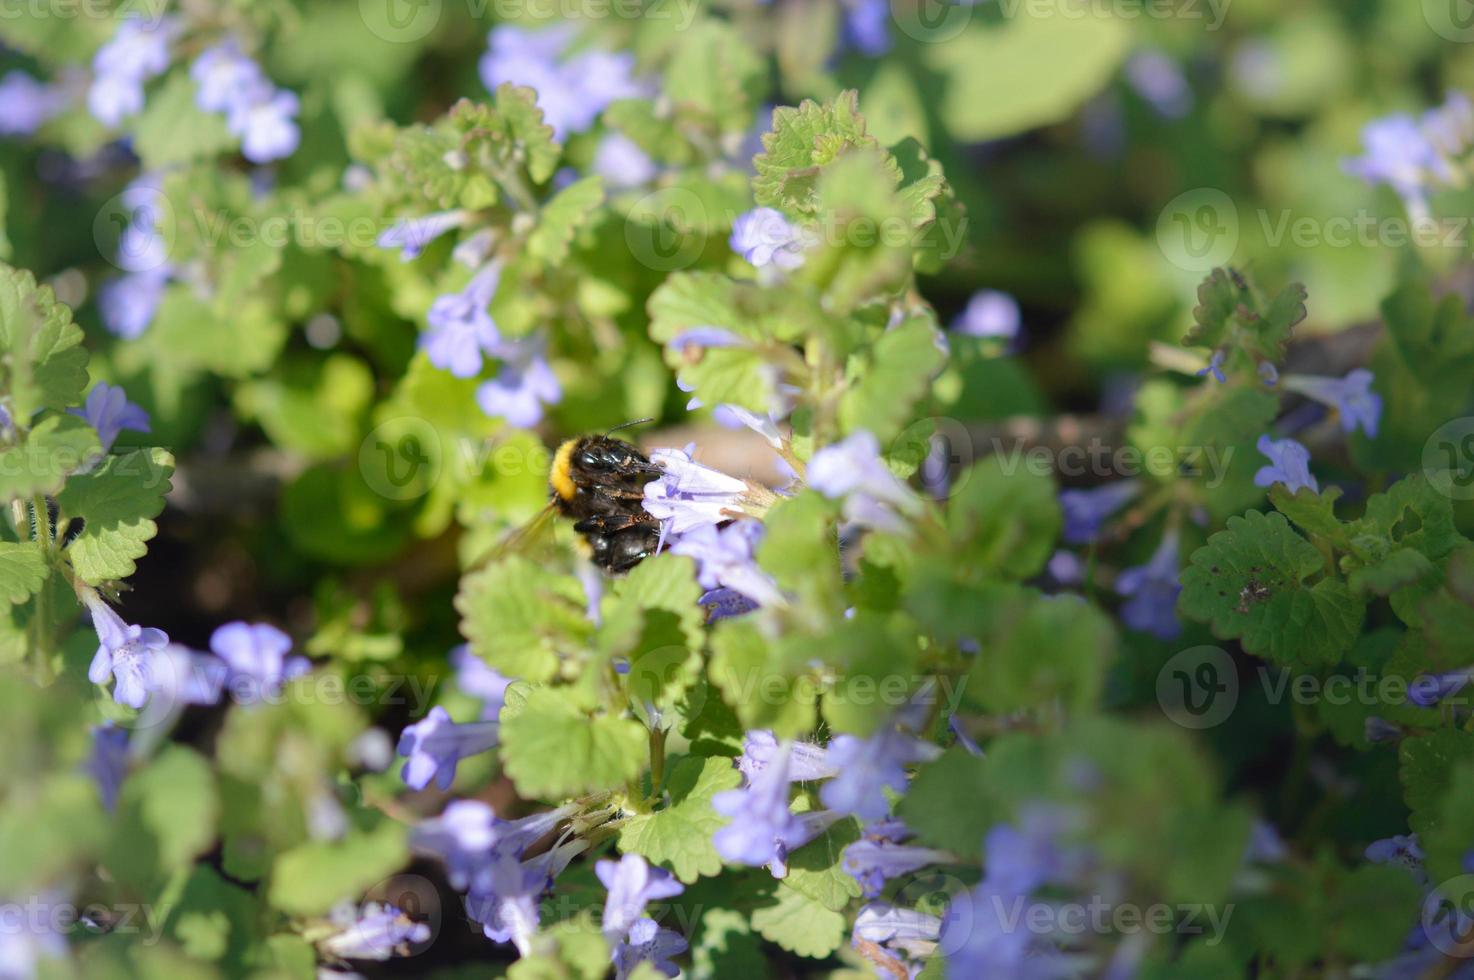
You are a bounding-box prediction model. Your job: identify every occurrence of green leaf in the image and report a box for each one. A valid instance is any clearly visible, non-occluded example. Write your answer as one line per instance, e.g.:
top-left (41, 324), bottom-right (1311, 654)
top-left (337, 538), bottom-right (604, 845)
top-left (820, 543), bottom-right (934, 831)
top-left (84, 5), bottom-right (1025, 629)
top-left (529, 176), bottom-right (605, 267)
top-left (967, 593), bottom-right (1114, 716)
top-left (483, 85), bottom-right (562, 185)
top-left (104, 746), bottom-right (220, 895)
top-left (922, 10), bottom-right (1128, 142)
top-left (0, 542), bottom-right (48, 605)
top-left (662, 19), bottom-right (765, 133)
top-left (1269, 485), bottom-right (1347, 546)
top-left (749, 883), bottom-right (847, 958)
top-left (1183, 268), bottom-right (1307, 364)
top-left (619, 755), bottom-right (742, 883)
top-left (268, 818), bottom-right (410, 916)
top-left (780, 810), bottom-right (862, 912)
top-left (1179, 510), bottom-right (1364, 666)
top-left (131, 71), bottom-right (237, 169)
top-left (1400, 729), bottom-right (1474, 836)
top-left (499, 686), bottom-right (648, 799)
top-left (0, 414), bottom-right (102, 503)
top-left (456, 556), bottom-right (595, 683)
top-left (0, 263), bottom-right (89, 418)
top-left (753, 91), bottom-right (883, 216)
top-left (838, 316), bottom-right (945, 442)
top-left (57, 448), bottom-right (174, 584)
top-left (897, 748), bottom-right (994, 858)
top-left (944, 455), bottom-right (1060, 580)
top-left (709, 618), bottom-right (820, 739)
top-left (803, 148), bottom-right (913, 312)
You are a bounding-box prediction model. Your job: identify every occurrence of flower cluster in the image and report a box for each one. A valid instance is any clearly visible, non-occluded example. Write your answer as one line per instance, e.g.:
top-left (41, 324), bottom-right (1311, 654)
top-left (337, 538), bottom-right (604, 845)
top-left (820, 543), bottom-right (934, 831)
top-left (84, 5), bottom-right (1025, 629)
top-left (189, 40), bottom-right (301, 163)
top-left (1344, 91), bottom-right (1474, 222)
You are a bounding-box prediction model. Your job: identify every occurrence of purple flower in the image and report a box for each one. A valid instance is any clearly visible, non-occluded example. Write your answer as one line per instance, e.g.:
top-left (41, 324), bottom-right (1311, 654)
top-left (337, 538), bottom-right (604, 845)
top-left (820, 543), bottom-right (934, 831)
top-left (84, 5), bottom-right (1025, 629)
top-left (1125, 50), bottom-right (1193, 119)
top-left (377, 210), bottom-right (471, 261)
top-left (99, 269), bottom-right (169, 339)
top-left (698, 587), bottom-right (760, 622)
top-left (595, 133), bottom-right (658, 190)
top-left (209, 621), bottom-right (310, 704)
top-left (1258, 361), bottom-right (1280, 386)
top-left (150, 644), bottom-right (228, 709)
top-left (85, 595), bottom-right (169, 709)
top-left (0, 895), bottom-right (67, 977)
top-left (666, 326), bottom-right (745, 354)
top-left (844, 831), bottom-right (954, 898)
top-left (189, 40), bottom-right (263, 114)
top-left (1408, 666), bottom-right (1474, 707)
top-left (1047, 550), bottom-right (1085, 585)
top-left (941, 893), bottom-right (1068, 980)
top-left (411, 800), bottom-right (497, 890)
top-left (597, 853), bottom-right (684, 941)
top-left (227, 84), bottom-right (300, 163)
top-left (396, 705), bottom-right (500, 791)
top-left (1196, 349), bottom-right (1227, 383)
top-left (476, 345), bottom-right (561, 428)
top-left (1243, 820), bottom-right (1288, 865)
top-left (729, 208), bottom-right (808, 271)
top-left (953, 290), bottom-right (1021, 340)
top-left (451, 644), bottom-right (513, 719)
top-left (422, 263), bottom-right (503, 378)
top-left (643, 446), bottom-right (752, 537)
top-left (738, 730), bottom-right (837, 783)
top-left (853, 902), bottom-right (941, 974)
top-left (1284, 369), bottom-right (1382, 438)
top-left (87, 17), bottom-right (177, 126)
top-left (820, 729), bottom-right (941, 821)
top-left (1364, 716), bottom-right (1402, 743)
top-left (413, 801), bottom-right (574, 890)
top-left (85, 722), bottom-right (129, 812)
top-left (668, 520), bottom-right (785, 608)
top-left (712, 739), bottom-right (803, 867)
top-left (480, 26), bottom-right (645, 140)
top-left (613, 918), bottom-right (688, 980)
top-left (842, 0), bottom-right (892, 56)
top-left (1059, 480), bottom-right (1141, 544)
top-left (0, 71), bottom-right (65, 135)
top-left (711, 404), bottom-right (785, 450)
top-left (1423, 91), bottom-right (1474, 160)
top-left (807, 431), bottom-right (921, 533)
top-left (1115, 531), bottom-right (1182, 640)
top-left (467, 851), bottom-right (546, 954)
top-left (1253, 435), bottom-right (1318, 494)
top-left (1344, 113), bottom-right (1447, 220)
top-left (318, 902), bottom-right (430, 961)
top-left (70, 382), bottom-right (150, 452)
top-left (1365, 833), bottom-right (1425, 884)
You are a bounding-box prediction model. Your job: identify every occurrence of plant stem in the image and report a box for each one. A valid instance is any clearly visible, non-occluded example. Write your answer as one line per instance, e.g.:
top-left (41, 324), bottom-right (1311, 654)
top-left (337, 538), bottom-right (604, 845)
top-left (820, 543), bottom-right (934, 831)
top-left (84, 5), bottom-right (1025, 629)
top-left (29, 497), bottom-right (53, 683)
top-left (649, 726), bottom-right (667, 797)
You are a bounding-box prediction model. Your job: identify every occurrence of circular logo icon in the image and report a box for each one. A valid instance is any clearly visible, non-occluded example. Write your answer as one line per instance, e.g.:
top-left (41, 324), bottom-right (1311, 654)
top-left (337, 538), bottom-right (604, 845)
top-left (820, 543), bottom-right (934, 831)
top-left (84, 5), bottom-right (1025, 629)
top-left (1423, 875), bottom-right (1474, 956)
top-left (891, 0), bottom-right (974, 45)
top-left (359, 417), bottom-right (443, 501)
top-left (1155, 188), bottom-right (1239, 273)
top-left (93, 184), bottom-right (175, 273)
top-left (623, 187), bottom-right (711, 273)
top-left (359, 0), bottom-right (443, 43)
top-left (1156, 645), bottom-right (1238, 730)
top-left (893, 417), bottom-right (974, 500)
top-left (1424, 0), bottom-right (1474, 42)
top-left (1424, 417), bottom-right (1474, 501)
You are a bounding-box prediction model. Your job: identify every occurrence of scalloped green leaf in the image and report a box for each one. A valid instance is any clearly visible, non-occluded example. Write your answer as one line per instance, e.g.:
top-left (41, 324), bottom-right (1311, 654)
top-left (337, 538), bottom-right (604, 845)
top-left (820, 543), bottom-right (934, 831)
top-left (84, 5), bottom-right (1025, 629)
top-left (456, 555), bottom-right (594, 683)
top-left (619, 755), bottom-right (742, 883)
top-left (0, 263), bottom-right (89, 418)
top-left (0, 542), bottom-right (47, 606)
top-left (499, 686), bottom-right (647, 798)
top-left (57, 448), bottom-right (174, 585)
top-left (528, 175), bottom-right (604, 267)
top-left (1179, 510), bottom-right (1364, 666)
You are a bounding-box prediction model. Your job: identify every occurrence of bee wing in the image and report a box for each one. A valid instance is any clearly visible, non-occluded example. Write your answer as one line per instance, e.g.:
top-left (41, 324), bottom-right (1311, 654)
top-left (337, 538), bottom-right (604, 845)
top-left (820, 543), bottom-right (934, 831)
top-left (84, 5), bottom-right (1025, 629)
top-left (469, 502), bottom-right (561, 569)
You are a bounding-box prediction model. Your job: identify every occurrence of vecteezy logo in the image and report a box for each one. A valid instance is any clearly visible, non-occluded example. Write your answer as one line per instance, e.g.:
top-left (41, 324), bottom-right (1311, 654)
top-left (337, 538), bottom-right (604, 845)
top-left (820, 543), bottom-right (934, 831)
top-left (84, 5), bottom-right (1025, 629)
top-left (891, 0), bottom-right (974, 45)
top-left (1424, 0), bottom-right (1474, 42)
top-left (359, 418), bottom-right (443, 501)
top-left (93, 185), bottom-right (176, 273)
top-left (623, 187), bottom-right (710, 272)
top-left (1423, 875), bottom-right (1474, 956)
top-left (1425, 418), bottom-right (1474, 500)
top-left (1155, 188), bottom-right (1239, 273)
top-left (1156, 646), bottom-right (1238, 729)
top-left (359, 0), bottom-right (443, 44)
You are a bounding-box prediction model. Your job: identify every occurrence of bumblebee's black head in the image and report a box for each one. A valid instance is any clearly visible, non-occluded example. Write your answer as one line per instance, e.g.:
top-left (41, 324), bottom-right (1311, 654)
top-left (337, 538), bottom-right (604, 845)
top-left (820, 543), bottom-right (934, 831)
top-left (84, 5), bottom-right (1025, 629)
top-left (550, 434), bottom-right (661, 507)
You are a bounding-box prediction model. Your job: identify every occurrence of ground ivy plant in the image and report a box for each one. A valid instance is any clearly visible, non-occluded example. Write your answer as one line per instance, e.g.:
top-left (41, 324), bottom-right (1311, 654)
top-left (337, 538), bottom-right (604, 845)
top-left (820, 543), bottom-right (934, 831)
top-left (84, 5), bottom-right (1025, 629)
top-left (1, 3), bottom-right (1474, 979)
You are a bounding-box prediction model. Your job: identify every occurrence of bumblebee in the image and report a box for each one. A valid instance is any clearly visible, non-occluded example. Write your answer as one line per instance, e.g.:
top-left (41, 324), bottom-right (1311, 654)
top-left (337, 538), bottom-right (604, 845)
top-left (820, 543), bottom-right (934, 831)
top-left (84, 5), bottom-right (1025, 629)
top-left (547, 425), bottom-right (664, 572)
